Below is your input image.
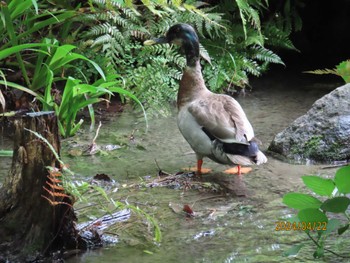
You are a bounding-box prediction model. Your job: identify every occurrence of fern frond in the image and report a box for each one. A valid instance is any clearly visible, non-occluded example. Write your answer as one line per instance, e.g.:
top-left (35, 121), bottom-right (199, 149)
top-left (241, 58), bottom-right (261, 77)
top-left (92, 34), bottom-right (112, 46)
top-left (251, 45), bottom-right (285, 65)
top-left (303, 69), bottom-right (338, 75)
top-left (235, 0), bottom-right (262, 39)
top-left (263, 24), bottom-right (298, 51)
top-left (199, 43), bottom-right (211, 65)
top-left (92, 0), bottom-right (122, 9)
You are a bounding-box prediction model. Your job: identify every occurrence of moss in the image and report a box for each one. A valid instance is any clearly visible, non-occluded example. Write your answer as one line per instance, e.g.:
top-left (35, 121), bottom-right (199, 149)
top-left (303, 135), bottom-right (323, 156)
top-left (290, 135), bottom-right (344, 162)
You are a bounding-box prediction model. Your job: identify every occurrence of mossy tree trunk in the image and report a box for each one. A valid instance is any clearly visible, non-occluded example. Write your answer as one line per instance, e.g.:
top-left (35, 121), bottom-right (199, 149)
top-left (0, 112), bottom-right (80, 262)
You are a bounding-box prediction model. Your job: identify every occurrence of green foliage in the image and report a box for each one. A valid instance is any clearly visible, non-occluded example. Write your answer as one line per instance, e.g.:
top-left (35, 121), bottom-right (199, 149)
top-left (80, 0), bottom-right (294, 114)
top-left (47, 74), bottom-right (147, 137)
top-left (304, 60), bottom-right (350, 84)
top-left (25, 128), bottom-right (161, 242)
top-left (0, 0), bottom-right (76, 88)
top-left (0, 150), bottom-right (13, 157)
top-left (0, 1), bottom-right (147, 136)
top-left (282, 166), bottom-right (350, 259)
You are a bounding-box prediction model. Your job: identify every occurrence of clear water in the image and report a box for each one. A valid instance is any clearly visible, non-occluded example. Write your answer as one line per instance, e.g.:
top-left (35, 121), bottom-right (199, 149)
top-left (1, 73), bottom-right (348, 262)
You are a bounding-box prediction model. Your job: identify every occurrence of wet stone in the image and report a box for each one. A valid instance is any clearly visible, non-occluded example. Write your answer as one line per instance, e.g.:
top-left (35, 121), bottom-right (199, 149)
top-left (269, 83), bottom-right (350, 163)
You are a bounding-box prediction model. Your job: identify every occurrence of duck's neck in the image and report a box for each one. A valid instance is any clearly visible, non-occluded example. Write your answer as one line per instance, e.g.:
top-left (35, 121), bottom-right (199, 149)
top-left (177, 60), bottom-right (209, 109)
top-left (177, 36), bottom-right (210, 108)
top-left (182, 35), bottom-right (200, 67)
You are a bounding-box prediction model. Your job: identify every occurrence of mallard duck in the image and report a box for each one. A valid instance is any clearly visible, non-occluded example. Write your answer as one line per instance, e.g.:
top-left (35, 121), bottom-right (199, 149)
top-left (144, 23), bottom-right (267, 175)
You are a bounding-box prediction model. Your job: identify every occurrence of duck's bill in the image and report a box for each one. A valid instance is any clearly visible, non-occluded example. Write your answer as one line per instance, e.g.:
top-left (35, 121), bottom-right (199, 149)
top-left (143, 37), bottom-right (167, 46)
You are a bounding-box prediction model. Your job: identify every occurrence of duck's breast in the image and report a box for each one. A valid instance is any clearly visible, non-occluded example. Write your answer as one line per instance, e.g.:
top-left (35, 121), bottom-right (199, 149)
top-left (177, 105), bottom-right (212, 157)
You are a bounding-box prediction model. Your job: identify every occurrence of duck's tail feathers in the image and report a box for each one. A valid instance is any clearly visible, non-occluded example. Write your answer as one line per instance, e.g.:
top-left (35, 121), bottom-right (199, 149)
top-left (227, 155), bottom-right (255, 166)
top-left (227, 150), bottom-right (267, 166)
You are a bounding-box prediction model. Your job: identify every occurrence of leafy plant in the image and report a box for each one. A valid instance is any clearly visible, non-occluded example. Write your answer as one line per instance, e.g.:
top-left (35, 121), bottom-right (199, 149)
top-left (0, 1), bottom-right (147, 137)
top-left (282, 166), bottom-right (350, 259)
top-left (80, 0), bottom-right (294, 115)
top-left (0, 0), bottom-right (76, 88)
top-left (304, 60), bottom-right (350, 83)
top-left (0, 150), bottom-right (13, 157)
top-left (47, 75), bottom-right (147, 137)
top-left (26, 128), bottom-right (161, 242)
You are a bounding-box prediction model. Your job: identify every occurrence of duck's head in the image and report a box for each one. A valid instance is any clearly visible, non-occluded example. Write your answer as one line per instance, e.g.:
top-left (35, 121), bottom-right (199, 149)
top-left (144, 23), bottom-right (200, 67)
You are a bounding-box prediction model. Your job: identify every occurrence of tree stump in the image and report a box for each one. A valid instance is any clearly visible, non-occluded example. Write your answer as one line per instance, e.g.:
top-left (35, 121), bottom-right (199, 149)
top-left (0, 112), bottom-right (80, 262)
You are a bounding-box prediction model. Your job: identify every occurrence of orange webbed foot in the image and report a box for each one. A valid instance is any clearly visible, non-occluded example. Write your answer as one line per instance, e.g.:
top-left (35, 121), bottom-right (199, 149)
top-left (224, 166), bottom-right (252, 175)
top-left (182, 167), bottom-right (212, 174)
top-left (182, 159), bottom-right (212, 176)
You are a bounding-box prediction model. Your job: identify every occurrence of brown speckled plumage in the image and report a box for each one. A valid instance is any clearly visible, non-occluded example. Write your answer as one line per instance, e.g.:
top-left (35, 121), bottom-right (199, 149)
top-left (144, 23), bottom-right (267, 173)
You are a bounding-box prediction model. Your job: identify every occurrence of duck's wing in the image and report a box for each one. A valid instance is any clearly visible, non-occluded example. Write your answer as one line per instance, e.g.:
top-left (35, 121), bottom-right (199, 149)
top-left (188, 94), bottom-right (254, 144)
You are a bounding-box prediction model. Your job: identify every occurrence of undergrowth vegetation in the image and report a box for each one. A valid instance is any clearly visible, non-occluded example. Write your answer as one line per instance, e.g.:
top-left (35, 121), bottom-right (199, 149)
top-left (0, 0), bottom-right (301, 124)
top-left (282, 166), bottom-right (350, 259)
top-left (79, 0), bottom-right (300, 115)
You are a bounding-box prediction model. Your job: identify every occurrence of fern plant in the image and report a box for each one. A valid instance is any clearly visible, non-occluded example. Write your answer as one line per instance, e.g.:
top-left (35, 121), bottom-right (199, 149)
top-left (78, 0), bottom-right (297, 115)
top-left (304, 60), bottom-right (350, 84)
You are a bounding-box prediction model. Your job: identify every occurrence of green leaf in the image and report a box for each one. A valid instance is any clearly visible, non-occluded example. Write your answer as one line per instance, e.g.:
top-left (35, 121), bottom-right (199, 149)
top-left (336, 60), bottom-right (350, 83)
top-left (284, 215), bottom-right (299, 223)
top-left (324, 218), bottom-right (341, 235)
top-left (298, 208), bottom-right (328, 227)
top-left (338, 224), bottom-right (349, 235)
top-left (0, 43), bottom-right (50, 60)
top-left (313, 246), bottom-right (324, 259)
top-left (283, 193), bottom-right (322, 210)
top-left (283, 244), bottom-right (304, 257)
top-left (49, 44), bottom-right (77, 66)
top-left (8, 0), bottom-right (32, 19)
top-left (321, 196), bottom-right (350, 213)
top-left (0, 150), bottom-right (13, 157)
top-left (334, 166), bottom-right (350, 194)
top-left (18, 12), bottom-right (76, 41)
top-left (0, 80), bottom-right (39, 97)
top-left (301, 175), bottom-right (335, 196)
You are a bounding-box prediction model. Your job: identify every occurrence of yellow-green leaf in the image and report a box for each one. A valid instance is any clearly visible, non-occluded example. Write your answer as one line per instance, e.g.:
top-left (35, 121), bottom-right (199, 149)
top-left (302, 175), bottom-right (335, 196)
top-left (283, 193), bottom-right (322, 210)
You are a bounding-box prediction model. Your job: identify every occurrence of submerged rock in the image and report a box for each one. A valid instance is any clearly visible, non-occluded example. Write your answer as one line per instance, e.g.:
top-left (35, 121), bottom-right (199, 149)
top-left (269, 83), bottom-right (350, 163)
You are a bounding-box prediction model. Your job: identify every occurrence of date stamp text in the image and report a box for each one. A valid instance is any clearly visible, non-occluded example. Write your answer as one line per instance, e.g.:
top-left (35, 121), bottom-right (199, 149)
top-left (275, 221), bottom-right (327, 231)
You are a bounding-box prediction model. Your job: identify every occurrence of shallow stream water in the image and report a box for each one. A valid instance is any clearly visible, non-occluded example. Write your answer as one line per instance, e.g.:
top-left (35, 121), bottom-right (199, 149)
top-left (0, 72), bottom-right (348, 262)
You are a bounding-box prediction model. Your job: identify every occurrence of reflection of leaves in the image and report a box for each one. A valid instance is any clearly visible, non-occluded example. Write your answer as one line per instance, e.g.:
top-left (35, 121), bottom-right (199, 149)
top-left (136, 144), bottom-right (146, 151)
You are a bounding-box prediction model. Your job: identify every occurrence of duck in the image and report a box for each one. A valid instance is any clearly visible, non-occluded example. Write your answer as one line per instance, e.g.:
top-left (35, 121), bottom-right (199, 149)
top-left (144, 23), bottom-right (267, 175)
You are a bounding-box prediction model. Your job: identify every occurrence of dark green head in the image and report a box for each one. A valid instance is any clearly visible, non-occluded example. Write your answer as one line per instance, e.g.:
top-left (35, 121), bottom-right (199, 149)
top-left (144, 23), bottom-right (200, 67)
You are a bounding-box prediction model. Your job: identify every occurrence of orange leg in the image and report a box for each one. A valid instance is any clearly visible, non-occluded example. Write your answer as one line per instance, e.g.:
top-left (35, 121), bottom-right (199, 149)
top-left (182, 159), bottom-right (212, 175)
top-left (197, 159), bottom-right (203, 174)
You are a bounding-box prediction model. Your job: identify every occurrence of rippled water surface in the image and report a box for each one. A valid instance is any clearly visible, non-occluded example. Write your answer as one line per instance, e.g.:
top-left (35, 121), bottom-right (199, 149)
top-left (1, 73), bottom-right (348, 262)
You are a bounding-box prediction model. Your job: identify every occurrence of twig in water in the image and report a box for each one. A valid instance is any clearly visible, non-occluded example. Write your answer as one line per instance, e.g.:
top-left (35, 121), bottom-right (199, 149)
top-left (92, 121), bottom-right (102, 145)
